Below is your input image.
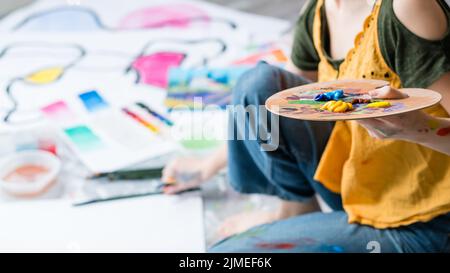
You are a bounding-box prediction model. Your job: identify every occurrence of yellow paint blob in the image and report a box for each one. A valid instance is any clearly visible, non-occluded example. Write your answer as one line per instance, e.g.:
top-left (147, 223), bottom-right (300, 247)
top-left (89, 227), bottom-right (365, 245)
top-left (320, 100), bottom-right (353, 113)
top-left (366, 101), bottom-right (391, 108)
top-left (25, 67), bottom-right (64, 84)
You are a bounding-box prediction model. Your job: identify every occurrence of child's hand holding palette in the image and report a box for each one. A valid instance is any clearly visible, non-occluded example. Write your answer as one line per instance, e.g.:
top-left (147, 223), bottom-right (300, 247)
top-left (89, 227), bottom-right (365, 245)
top-left (265, 79), bottom-right (442, 121)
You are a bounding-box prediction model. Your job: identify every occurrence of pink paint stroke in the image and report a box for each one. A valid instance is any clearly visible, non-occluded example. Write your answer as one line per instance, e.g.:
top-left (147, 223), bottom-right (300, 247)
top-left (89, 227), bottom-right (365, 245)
top-left (132, 52), bottom-right (185, 88)
top-left (118, 4), bottom-right (210, 30)
top-left (41, 100), bottom-right (76, 121)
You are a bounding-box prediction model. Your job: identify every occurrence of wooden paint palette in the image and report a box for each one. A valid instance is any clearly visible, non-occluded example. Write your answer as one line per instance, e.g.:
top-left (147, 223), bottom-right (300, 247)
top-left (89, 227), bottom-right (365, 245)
top-left (265, 79), bottom-right (442, 121)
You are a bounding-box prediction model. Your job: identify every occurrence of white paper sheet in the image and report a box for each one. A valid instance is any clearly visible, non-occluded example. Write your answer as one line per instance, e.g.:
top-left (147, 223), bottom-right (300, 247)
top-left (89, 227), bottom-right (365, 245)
top-left (0, 0), bottom-right (290, 172)
top-left (0, 192), bottom-right (205, 252)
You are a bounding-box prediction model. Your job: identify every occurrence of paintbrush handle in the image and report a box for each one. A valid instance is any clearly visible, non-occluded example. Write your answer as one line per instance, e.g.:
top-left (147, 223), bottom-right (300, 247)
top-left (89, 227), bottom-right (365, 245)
top-left (72, 188), bottom-right (200, 207)
top-left (89, 168), bottom-right (164, 181)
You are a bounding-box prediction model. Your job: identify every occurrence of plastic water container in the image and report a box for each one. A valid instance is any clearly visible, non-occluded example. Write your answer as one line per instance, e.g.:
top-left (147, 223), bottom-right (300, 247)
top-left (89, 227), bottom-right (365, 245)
top-left (0, 150), bottom-right (61, 198)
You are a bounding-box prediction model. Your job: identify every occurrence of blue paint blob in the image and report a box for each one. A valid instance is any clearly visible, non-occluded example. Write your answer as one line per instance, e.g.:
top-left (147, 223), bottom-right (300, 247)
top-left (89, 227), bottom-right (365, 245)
top-left (314, 89), bottom-right (345, 101)
top-left (314, 93), bottom-right (328, 101)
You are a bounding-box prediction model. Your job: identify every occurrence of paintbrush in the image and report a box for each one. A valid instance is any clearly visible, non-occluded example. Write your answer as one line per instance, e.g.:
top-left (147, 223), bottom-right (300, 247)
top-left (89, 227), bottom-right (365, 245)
top-left (72, 187), bottom-right (200, 207)
top-left (87, 167), bottom-right (164, 181)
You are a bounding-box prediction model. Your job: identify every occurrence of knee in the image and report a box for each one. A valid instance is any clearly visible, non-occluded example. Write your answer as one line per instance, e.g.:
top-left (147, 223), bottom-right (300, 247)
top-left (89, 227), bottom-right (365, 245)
top-left (232, 62), bottom-right (281, 106)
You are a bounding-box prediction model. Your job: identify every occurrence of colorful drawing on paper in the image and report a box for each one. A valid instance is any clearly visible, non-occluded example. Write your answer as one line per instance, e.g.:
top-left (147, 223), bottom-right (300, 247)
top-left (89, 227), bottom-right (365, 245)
top-left (233, 48), bottom-right (288, 66)
top-left (265, 80), bottom-right (442, 121)
top-left (126, 39), bottom-right (227, 88)
top-left (166, 66), bottom-right (249, 109)
top-left (118, 4), bottom-right (211, 30)
top-left (0, 43), bottom-right (85, 124)
top-left (13, 7), bottom-right (106, 31)
top-left (0, 37), bottom-right (228, 125)
top-left (12, 4), bottom-right (237, 32)
top-left (131, 52), bottom-right (186, 88)
top-left (0, 1), bottom-right (289, 129)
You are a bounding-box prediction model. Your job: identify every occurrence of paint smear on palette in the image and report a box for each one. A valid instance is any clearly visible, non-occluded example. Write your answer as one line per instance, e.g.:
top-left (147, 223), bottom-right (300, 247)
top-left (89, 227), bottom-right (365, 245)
top-left (118, 4), bottom-right (210, 30)
top-left (132, 52), bottom-right (186, 88)
top-left (286, 95), bottom-right (300, 100)
top-left (382, 103), bottom-right (405, 113)
top-left (41, 100), bottom-right (76, 122)
top-left (437, 127), bottom-right (450, 136)
top-left (279, 107), bottom-right (298, 114)
top-left (79, 90), bottom-right (109, 112)
top-left (288, 100), bottom-right (322, 105)
top-left (64, 125), bottom-right (104, 151)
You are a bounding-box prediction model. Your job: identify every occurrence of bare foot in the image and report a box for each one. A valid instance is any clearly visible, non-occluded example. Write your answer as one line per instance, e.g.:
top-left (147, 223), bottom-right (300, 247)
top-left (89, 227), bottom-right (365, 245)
top-left (217, 211), bottom-right (277, 239)
top-left (217, 198), bottom-right (320, 239)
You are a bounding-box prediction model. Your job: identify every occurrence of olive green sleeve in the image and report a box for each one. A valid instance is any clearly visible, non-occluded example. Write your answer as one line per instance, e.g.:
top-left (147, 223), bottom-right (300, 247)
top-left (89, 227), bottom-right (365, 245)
top-left (378, 0), bottom-right (450, 88)
top-left (290, 0), bottom-right (320, 71)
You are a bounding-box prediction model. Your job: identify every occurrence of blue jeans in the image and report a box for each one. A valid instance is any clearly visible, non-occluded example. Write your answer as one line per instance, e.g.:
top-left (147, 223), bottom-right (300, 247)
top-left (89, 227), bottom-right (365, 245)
top-left (209, 62), bottom-right (450, 253)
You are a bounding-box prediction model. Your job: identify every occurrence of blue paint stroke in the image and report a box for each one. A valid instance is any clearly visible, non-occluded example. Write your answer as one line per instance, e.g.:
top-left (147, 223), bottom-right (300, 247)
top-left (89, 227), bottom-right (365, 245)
top-left (14, 7), bottom-right (105, 32)
top-left (79, 90), bottom-right (109, 112)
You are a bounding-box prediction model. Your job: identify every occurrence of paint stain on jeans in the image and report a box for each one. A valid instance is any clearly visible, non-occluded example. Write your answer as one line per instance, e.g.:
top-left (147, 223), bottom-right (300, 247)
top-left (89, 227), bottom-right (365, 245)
top-left (256, 242), bottom-right (296, 250)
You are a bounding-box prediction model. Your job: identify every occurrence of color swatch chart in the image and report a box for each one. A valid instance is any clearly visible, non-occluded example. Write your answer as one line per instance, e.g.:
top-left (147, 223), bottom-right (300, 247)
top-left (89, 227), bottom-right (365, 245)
top-left (41, 90), bottom-right (176, 173)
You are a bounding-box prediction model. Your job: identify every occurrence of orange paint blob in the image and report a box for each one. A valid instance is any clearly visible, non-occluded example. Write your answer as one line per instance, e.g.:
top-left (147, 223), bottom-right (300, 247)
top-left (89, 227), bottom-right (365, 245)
top-left (3, 165), bottom-right (49, 183)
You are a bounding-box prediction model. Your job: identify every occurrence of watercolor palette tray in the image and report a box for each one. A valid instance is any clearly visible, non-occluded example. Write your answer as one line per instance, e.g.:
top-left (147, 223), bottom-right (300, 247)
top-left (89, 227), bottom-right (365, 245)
top-left (265, 79), bottom-right (442, 121)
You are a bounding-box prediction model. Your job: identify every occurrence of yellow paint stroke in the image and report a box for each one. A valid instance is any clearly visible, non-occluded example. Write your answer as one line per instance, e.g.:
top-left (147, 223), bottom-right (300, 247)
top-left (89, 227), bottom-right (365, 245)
top-left (427, 119), bottom-right (440, 130)
top-left (25, 67), bottom-right (64, 84)
top-left (366, 101), bottom-right (391, 108)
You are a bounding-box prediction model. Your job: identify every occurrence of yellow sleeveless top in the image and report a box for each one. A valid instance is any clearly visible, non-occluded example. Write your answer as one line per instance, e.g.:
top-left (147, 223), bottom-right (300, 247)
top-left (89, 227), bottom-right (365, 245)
top-left (312, 0), bottom-right (450, 228)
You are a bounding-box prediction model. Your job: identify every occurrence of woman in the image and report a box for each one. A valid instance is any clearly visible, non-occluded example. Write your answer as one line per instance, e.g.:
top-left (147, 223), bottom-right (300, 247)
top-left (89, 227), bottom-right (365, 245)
top-left (163, 0), bottom-right (450, 252)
